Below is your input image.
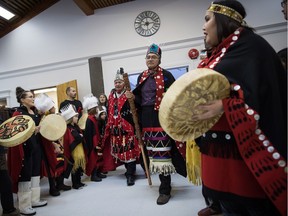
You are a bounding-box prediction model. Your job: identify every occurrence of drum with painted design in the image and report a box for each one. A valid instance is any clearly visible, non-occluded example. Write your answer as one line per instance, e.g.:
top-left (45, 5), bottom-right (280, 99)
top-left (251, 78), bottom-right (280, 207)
top-left (0, 115), bottom-right (35, 147)
top-left (159, 68), bottom-right (230, 141)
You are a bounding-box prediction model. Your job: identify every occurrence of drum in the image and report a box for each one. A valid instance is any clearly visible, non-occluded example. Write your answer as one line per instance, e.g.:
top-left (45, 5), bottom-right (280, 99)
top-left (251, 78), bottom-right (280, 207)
top-left (159, 68), bottom-right (230, 141)
top-left (0, 115), bottom-right (35, 147)
top-left (40, 114), bottom-right (67, 141)
top-left (78, 112), bottom-right (88, 130)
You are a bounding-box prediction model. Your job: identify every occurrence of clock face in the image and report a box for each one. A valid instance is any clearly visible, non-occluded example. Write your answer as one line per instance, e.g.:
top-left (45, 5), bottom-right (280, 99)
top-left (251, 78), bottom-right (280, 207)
top-left (134, 11), bottom-right (160, 37)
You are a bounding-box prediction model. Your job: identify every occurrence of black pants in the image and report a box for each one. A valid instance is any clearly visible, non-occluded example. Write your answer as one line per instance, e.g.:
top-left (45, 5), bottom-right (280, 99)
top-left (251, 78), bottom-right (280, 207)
top-left (0, 170), bottom-right (14, 212)
top-left (159, 174), bottom-right (171, 195)
top-left (202, 187), bottom-right (222, 213)
top-left (71, 168), bottom-right (82, 186)
top-left (220, 199), bottom-right (280, 216)
top-left (19, 141), bottom-right (42, 181)
top-left (124, 161), bottom-right (136, 177)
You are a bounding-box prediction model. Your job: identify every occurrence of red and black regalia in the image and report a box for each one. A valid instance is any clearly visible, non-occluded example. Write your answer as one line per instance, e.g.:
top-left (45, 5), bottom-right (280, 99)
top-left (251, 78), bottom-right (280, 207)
top-left (84, 114), bottom-right (103, 176)
top-left (133, 66), bottom-right (186, 177)
top-left (197, 27), bottom-right (287, 215)
top-left (41, 136), bottom-right (64, 179)
top-left (98, 110), bottom-right (115, 172)
top-left (39, 112), bottom-right (65, 180)
top-left (62, 123), bottom-right (86, 188)
top-left (8, 106), bottom-right (43, 192)
top-left (104, 89), bottom-right (140, 165)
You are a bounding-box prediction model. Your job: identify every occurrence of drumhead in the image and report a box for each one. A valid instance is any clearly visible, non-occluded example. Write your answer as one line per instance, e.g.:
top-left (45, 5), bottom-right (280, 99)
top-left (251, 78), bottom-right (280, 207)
top-left (40, 114), bottom-right (67, 141)
top-left (159, 68), bottom-right (230, 141)
top-left (0, 115), bottom-right (35, 147)
top-left (78, 112), bottom-right (88, 130)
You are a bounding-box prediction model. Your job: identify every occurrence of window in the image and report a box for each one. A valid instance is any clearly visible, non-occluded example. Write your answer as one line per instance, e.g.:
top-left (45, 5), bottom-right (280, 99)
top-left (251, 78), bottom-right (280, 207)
top-left (128, 65), bottom-right (188, 90)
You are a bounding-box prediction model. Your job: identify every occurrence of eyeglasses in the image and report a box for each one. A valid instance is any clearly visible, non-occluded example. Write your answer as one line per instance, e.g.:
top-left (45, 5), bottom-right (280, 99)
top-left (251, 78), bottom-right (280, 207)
top-left (281, 1), bottom-right (287, 7)
top-left (25, 96), bottom-right (34, 99)
top-left (145, 55), bottom-right (159, 60)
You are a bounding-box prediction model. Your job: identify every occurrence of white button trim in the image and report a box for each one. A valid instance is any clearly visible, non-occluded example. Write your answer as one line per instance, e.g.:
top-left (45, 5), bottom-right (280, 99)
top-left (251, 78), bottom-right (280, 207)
top-left (267, 146), bottom-right (274, 153)
top-left (258, 134), bottom-right (265, 141)
top-left (247, 109), bottom-right (254, 115)
top-left (272, 152), bottom-right (280, 160)
top-left (212, 133), bottom-right (217, 138)
top-left (263, 140), bottom-right (270, 147)
top-left (278, 160), bottom-right (286, 167)
top-left (233, 85), bottom-right (240, 91)
top-left (254, 114), bottom-right (260, 121)
top-left (225, 134), bottom-right (231, 140)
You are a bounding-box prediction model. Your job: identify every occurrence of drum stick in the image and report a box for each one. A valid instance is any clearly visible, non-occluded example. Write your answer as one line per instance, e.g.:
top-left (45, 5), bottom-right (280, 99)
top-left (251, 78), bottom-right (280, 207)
top-left (123, 72), bottom-right (152, 186)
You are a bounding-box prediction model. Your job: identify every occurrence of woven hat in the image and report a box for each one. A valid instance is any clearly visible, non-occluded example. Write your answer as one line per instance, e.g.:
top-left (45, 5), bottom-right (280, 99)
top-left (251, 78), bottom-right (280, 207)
top-left (114, 67), bottom-right (124, 81)
top-left (96, 106), bottom-right (107, 119)
top-left (60, 104), bottom-right (78, 121)
top-left (83, 93), bottom-right (98, 111)
top-left (34, 93), bottom-right (54, 113)
top-left (147, 43), bottom-right (162, 58)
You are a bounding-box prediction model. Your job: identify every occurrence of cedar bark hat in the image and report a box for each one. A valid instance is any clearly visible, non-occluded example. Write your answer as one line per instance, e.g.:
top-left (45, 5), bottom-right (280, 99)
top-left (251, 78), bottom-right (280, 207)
top-left (34, 93), bottom-right (54, 113)
top-left (82, 93), bottom-right (98, 111)
top-left (60, 104), bottom-right (78, 121)
top-left (146, 43), bottom-right (162, 58)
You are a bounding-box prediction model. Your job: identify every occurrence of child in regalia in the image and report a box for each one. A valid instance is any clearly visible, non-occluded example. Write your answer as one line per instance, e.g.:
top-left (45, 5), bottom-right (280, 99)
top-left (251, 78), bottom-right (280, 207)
top-left (61, 104), bottom-right (86, 189)
top-left (83, 94), bottom-right (106, 182)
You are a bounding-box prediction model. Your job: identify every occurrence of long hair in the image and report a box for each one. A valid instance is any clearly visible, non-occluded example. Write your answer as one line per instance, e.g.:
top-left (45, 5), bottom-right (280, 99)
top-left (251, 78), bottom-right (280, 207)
top-left (98, 93), bottom-right (108, 107)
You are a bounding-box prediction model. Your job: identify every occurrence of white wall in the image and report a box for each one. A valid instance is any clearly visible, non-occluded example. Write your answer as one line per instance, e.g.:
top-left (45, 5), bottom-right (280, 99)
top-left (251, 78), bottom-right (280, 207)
top-left (0, 0), bottom-right (286, 107)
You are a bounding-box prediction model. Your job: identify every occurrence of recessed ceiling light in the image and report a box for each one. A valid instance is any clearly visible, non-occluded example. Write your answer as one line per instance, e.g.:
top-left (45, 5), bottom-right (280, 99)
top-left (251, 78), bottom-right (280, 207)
top-left (0, 6), bottom-right (15, 20)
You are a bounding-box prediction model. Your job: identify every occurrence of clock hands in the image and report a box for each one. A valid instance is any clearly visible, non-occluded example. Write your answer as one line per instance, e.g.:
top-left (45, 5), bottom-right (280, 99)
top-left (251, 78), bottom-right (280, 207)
top-left (134, 11), bottom-right (160, 37)
top-left (140, 18), bottom-right (158, 30)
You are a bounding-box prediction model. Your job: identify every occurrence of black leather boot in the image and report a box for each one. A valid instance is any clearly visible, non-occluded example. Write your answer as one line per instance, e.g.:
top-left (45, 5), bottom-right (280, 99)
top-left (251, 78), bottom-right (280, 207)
top-left (97, 170), bottom-right (107, 179)
top-left (71, 173), bottom-right (82, 189)
top-left (91, 169), bottom-right (102, 182)
top-left (126, 175), bottom-right (135, 186)
top-left (125, 162), bottom-right (136, 186)
top-left (56, 175), bottom-right (71, 191)
top-left (48, 177), bottom-right (60, 196)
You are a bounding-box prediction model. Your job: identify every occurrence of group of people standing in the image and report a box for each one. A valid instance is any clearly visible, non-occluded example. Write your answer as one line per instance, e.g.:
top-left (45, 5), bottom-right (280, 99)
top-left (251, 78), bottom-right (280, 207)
top-left (0, 1), bottom-right (287, 216)
top-left (0, 86), bottom-right (109, 216)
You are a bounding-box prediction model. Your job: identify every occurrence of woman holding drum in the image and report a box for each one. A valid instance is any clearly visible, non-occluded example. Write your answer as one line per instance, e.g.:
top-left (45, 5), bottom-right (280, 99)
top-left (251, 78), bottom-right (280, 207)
top-left (159, 1), bottom-right (286, 215)
top-left (8, 87), bottom-right (47, 216)
top-left (194, 1), bottom-right (286, 215)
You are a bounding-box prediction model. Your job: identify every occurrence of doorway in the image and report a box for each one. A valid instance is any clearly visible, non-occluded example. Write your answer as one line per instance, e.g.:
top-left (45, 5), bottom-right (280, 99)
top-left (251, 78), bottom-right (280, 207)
top-left (32, 79), bottom-right (79, 114)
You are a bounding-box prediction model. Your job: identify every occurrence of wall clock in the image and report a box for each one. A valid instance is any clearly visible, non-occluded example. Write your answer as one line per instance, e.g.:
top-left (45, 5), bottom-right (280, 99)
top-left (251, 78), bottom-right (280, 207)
top-left (134, 11), bottom-right (160, 37)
